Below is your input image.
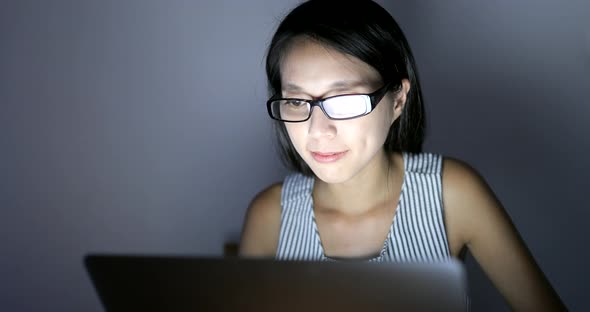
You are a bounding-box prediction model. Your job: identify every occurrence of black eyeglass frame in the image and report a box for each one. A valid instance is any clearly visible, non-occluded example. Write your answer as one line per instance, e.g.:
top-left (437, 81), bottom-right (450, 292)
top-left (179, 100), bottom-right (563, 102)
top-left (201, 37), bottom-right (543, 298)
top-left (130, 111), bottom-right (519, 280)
top-left (266, 82), bottom-right (394, 122)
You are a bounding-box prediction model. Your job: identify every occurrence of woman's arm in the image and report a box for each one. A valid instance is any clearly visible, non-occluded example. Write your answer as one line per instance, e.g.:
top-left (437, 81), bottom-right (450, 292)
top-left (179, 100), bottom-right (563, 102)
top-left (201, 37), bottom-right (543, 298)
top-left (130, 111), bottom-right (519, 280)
top-left (442, 158), bottom-right (566, 311)
top-left (239, 183), bottom-right (282, 257)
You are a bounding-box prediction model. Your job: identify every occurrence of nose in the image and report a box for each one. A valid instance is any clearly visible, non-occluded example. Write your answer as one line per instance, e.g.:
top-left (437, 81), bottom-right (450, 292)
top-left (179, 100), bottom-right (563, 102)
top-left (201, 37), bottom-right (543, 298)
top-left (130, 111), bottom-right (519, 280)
top-left (308, 106), bottom-right (337, 139)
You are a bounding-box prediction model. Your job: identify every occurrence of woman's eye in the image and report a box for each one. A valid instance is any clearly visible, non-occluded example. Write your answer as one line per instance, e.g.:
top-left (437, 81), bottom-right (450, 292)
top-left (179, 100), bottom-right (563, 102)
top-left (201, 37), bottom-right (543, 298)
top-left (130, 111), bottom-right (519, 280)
top-left (285, 100), bottom-right (306, 107)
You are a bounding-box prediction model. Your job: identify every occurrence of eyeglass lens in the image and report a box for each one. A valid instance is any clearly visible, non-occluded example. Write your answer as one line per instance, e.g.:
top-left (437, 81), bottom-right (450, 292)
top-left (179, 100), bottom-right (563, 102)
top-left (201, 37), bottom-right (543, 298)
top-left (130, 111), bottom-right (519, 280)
top-left (272, 94), bottom-right (372, 121)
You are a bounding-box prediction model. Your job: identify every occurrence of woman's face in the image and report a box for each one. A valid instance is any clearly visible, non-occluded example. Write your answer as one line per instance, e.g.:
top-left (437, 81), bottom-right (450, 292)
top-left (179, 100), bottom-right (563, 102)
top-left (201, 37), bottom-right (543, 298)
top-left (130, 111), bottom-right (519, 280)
top-left (280, 39), bottom-right (407, 184)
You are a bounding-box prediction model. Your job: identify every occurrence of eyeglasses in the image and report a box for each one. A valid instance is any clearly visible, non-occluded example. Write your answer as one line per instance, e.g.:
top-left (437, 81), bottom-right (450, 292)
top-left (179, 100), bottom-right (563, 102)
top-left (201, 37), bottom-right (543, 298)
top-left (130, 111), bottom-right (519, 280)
top-left (266, 82), bottom-right (392, 122)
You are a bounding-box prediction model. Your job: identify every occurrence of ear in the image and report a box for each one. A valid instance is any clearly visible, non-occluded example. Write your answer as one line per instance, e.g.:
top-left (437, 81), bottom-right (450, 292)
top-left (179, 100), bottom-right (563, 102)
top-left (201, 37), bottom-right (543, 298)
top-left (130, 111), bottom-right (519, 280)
top-left (391, 79), bottom-right (411, 124)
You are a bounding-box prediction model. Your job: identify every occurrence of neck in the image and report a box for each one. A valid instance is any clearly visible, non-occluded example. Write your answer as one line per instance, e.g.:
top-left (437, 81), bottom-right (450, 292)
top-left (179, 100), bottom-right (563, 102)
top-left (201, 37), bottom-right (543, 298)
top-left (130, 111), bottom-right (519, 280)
top-left (313, 150), bottom-right (402, 216)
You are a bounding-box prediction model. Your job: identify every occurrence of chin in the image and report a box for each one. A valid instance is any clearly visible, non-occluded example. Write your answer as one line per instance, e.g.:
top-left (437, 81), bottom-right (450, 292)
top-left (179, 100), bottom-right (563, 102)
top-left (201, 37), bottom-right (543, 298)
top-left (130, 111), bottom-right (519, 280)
top-left (310, 166), bottom-right (352, 184)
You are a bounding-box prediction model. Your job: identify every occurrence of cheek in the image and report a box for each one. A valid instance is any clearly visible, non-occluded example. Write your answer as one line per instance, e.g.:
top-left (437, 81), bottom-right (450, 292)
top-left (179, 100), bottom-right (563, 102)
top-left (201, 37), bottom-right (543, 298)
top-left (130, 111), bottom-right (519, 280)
top-left (353, 113), bottom-right (392, 149)
top-left (372, 101), bottom-right (396, 142)
top-left (284, 124), bottom-right (306, 150)
top-left (379, 96), bottom-right (396, 125)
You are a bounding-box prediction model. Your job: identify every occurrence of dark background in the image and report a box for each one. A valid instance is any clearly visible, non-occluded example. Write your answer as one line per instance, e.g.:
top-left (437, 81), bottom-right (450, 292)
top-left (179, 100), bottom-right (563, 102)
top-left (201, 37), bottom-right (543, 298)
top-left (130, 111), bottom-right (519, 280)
top-left (2, 0), bottom-right (588, 311)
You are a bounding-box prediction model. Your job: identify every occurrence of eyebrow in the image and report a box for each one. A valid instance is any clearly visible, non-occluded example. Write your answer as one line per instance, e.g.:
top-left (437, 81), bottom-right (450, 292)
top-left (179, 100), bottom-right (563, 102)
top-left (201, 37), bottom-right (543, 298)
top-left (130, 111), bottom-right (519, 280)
top-left (283, 80), bottom-right (368, 92)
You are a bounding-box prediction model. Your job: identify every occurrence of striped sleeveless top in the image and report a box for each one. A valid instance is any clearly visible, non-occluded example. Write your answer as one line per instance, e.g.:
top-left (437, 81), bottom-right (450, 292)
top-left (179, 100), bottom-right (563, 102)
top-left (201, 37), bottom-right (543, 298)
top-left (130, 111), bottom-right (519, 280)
top-left (276, 152), bottom-right (451, 262)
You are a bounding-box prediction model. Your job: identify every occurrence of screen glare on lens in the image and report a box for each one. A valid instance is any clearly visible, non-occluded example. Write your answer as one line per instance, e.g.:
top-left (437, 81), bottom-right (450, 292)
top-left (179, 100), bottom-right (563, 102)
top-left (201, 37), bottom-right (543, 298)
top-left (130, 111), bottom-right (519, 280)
top-left (324, 95), bottom-right (371, 118)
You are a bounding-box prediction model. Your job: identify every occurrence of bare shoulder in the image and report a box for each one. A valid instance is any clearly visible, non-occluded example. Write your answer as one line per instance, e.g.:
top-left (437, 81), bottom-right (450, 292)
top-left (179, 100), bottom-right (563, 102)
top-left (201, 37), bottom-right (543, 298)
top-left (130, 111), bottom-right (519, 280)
top-left (440, 157), bottom-right (487, 255)
top-left (442, 157), bottom-right (491, 200)
top-left (441, 157), bottom-right (503, 246)
top-left (239, 182), bottom-right (283, 258)
top-left (441, 157), bottom-right (566, 310)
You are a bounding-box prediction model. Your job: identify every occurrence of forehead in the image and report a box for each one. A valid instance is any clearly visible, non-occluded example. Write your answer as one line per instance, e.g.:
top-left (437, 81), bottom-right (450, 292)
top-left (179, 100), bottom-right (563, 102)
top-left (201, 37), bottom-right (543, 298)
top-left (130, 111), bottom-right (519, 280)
top-left (280, 38), bottom-right (381, 91)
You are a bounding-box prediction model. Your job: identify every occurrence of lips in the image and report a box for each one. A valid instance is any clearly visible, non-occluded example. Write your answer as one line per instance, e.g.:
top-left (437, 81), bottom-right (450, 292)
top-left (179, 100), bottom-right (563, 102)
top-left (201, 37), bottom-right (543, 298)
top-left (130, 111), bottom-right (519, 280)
top-left (310, 151), bottom-right (348, 163)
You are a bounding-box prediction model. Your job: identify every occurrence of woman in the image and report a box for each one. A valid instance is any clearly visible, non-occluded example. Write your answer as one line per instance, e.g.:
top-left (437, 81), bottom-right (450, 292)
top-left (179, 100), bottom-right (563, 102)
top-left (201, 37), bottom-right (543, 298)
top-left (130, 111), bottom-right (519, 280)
top-left (240, 0), bottom-right (565, 310)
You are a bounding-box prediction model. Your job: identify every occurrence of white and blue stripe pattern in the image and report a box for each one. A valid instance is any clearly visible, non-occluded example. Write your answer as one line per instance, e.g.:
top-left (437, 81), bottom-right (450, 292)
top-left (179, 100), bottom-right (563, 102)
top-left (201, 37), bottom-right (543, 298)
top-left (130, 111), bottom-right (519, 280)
top-left (276, 152), bottom-right (451, 262)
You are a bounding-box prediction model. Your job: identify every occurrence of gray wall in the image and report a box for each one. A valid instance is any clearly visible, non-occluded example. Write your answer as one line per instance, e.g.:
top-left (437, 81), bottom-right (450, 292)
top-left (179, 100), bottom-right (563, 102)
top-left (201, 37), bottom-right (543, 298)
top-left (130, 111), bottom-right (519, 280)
top-left (2, 0), bottom-right (588, 311)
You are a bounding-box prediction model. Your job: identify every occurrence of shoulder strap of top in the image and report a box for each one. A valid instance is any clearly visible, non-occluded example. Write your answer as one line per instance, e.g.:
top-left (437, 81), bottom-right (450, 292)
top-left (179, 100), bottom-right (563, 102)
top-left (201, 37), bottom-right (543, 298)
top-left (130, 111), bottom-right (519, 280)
top-left (386, 152), bottom-right (450, 261)
top-left (405, 152), bottom-right (443, 175)
top-left (281, 173), bottom-right (314, 208)
top-left (277, 173), bottom-right (321, 260)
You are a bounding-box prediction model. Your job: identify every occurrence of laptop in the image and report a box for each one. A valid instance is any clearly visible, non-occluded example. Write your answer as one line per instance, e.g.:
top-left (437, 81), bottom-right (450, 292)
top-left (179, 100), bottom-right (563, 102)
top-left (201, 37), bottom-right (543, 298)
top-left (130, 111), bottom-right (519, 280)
top-left (85, 254), bottom-right (468, 311)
